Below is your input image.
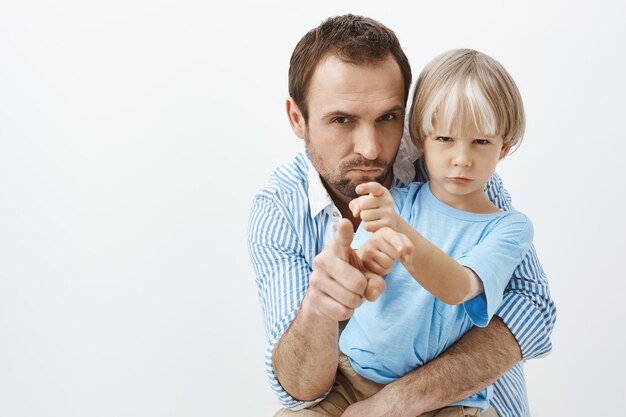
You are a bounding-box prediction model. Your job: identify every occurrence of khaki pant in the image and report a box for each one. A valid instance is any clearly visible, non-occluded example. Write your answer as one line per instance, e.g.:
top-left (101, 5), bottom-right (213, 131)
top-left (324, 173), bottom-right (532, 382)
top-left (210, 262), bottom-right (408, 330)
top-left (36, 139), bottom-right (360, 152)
top-left (274, 354), bottom-right (498, 417)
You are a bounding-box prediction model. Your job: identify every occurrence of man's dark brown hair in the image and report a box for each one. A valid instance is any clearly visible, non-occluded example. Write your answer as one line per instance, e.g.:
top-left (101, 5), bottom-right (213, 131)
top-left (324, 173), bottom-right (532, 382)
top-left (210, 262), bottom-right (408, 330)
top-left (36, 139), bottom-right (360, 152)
top-left (288, 14), bottom-right (412, 121)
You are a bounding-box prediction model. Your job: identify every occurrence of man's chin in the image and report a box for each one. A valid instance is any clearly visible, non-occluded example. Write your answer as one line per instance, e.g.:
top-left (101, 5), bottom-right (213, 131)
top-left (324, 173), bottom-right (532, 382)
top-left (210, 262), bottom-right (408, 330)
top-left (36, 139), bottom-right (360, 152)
top-left (336, 177), bottom-right (386, 199)
top-left (321, 167), bottom-right (391, 199)
top-left (353, 173), bottom-right (388, 187)
top-left (335, 182), bottom-right (359, 199)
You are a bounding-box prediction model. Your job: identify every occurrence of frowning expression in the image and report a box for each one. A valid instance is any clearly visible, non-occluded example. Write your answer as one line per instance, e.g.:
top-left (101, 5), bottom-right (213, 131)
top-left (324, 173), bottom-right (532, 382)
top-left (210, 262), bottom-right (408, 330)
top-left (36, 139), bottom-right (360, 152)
top-left (287, 54), bottom-right (406, 200)
top-left (422, 123), bottom-right (509, 210)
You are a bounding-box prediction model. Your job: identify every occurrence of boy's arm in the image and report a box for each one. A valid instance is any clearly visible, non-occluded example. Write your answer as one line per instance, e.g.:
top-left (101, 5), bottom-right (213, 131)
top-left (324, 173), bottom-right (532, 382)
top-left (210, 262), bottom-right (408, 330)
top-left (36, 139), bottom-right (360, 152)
top-left (351, 182), bottom-right (481, 305)
top-left (344, 176), bottom-right (555, 417)
top-left (353, 176), bottom-right (555, 416)
top-left (395, 217), bottom-right (483, 304)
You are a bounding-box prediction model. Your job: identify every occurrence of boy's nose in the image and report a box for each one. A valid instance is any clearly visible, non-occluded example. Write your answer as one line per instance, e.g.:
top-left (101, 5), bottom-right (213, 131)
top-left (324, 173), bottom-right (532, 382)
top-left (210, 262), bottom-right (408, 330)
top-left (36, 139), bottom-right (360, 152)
top-left (453, 149), bottom-right (472, 167)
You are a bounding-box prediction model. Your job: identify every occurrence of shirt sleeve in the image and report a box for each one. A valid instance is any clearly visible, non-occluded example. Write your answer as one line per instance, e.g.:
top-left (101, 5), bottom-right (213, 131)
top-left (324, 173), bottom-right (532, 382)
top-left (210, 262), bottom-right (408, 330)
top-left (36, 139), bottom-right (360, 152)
top-left (484, 173), bottom-right (557, 360)
top-left (458, 213), bottom-right (534, 327)
top-left (247, 195), bottom-right (330, 410)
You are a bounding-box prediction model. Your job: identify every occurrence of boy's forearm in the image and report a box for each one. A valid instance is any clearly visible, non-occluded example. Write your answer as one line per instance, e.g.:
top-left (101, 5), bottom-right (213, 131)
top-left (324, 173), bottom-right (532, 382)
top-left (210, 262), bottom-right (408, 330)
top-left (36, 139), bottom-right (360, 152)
top-left (373, 316), bottom-right (521, 415)
top-left (396, 218), bottom-right (471, 304)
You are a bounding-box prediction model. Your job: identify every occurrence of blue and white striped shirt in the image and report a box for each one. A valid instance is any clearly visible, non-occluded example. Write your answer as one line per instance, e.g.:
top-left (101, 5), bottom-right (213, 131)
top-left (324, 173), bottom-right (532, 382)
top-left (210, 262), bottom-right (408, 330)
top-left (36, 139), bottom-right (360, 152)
top-left (247, 152), bottom-right (556, 417)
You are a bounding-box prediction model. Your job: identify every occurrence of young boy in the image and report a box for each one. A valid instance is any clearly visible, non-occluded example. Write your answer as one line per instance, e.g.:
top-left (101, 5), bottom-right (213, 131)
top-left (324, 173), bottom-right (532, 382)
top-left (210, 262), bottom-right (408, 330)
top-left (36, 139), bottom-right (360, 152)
top-left (338, 49), bottom-right (533, 415)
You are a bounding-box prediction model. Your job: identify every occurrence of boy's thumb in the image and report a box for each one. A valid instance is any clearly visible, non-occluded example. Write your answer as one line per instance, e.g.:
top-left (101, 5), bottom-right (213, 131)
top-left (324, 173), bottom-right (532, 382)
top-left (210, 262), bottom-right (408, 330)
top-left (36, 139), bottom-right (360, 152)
top-left (364, 274), bottom-right (386, 301)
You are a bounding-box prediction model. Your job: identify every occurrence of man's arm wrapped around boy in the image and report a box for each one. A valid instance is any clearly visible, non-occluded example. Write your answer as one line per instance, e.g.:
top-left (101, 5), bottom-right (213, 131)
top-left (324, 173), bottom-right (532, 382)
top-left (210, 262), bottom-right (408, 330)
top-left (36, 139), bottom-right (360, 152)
top-left (486, 172), bottom-right (557, 360)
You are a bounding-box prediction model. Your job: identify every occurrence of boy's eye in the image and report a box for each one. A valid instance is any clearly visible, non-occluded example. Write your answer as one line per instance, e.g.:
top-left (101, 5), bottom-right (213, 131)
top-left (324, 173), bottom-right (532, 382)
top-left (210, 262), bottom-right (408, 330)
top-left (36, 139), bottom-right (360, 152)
top-left (436, 136), bottom-right (452, 142)
top-left (474, 139), bottom-right (490, 145)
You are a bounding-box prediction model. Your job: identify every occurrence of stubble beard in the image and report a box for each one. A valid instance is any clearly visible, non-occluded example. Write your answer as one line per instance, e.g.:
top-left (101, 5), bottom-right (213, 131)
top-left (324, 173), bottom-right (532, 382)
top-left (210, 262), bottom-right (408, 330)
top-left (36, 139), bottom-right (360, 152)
top-left (305, 137), bottom-right (393, 200)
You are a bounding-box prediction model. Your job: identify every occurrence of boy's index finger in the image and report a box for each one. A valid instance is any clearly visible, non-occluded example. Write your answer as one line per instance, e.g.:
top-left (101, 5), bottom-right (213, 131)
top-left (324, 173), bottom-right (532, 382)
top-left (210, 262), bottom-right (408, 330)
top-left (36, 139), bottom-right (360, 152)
top-left (356, 181), bottom-right (387, 197)
top-left (368, 182), bottom-right (388, 198)
top-left (348, 198), bottom-right (361, 218)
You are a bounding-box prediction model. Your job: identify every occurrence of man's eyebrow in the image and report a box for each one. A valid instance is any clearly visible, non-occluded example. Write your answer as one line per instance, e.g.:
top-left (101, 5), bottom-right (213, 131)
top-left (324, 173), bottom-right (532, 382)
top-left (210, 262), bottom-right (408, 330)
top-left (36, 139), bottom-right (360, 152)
top-left (321, 110), bottom-right (358, 119)
top-left (321, 105), bottom-right (405, 120)
top-left (381, 104), bottom-right (405, 116)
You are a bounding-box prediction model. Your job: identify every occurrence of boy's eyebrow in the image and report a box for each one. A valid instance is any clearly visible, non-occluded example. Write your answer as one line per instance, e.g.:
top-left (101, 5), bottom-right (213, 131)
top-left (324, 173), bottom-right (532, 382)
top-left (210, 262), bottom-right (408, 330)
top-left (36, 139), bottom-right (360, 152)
top-left (321, 104), bottom-right (405, 119)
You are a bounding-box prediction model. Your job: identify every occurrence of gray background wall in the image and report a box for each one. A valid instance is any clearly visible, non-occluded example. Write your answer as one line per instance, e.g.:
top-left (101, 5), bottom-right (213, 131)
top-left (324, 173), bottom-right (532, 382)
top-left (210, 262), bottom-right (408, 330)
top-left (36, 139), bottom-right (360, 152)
top-left (1, 1), bottom-right (624, 416)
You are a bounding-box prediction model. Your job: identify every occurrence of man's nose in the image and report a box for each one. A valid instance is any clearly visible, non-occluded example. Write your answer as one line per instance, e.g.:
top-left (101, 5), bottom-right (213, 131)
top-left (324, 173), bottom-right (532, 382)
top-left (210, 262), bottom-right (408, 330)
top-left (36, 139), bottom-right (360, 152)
top-left (353, 125), bottom-right (381, 160)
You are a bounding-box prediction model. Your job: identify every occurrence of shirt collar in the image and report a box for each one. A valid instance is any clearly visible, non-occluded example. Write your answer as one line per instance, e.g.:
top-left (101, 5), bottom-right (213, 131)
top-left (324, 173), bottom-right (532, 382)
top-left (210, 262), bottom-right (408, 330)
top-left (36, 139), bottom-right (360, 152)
top-left (306, 155), bottom-right (336, 220)
top-left (392, 124), bottom-right (422, 187)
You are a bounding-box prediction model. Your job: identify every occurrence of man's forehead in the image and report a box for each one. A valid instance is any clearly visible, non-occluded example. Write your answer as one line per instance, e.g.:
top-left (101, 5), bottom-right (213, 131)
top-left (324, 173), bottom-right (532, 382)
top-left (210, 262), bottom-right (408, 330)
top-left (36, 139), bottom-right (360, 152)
top-left (307, 54), bottom-right (405, 113)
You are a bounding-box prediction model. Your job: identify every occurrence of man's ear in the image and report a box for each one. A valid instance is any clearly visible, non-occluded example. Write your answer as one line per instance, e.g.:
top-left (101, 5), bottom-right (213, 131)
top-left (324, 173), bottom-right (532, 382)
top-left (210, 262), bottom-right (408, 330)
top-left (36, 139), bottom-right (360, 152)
top-left (499, 144), bottom-right (511, 160)
top-left (286, 97), bottom-right (306, 139)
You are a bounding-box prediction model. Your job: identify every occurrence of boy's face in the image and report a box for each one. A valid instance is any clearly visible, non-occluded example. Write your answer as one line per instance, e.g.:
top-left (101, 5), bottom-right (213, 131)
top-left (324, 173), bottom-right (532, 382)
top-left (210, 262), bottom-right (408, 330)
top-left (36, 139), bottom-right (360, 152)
top-left (287, 54), bottom-right (405, 202)
top-left (422, 123), bottom-right (509, 209)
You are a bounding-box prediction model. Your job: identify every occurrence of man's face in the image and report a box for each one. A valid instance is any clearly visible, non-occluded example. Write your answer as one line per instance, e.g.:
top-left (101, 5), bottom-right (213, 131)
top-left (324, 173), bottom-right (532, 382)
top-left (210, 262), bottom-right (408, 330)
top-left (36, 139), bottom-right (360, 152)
top-left (298, 54), bottom-right (405, 199)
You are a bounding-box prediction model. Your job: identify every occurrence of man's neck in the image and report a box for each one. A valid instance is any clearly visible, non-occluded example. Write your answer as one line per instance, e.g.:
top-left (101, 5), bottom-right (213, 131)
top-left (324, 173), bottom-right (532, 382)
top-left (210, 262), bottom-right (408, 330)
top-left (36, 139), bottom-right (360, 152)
top-left (324, 185), bottom-right (360, 231)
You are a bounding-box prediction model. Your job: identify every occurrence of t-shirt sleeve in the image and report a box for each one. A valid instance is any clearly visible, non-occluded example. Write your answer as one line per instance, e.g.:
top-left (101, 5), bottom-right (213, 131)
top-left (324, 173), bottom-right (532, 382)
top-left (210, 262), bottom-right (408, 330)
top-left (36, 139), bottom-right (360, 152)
top-left (457, 212), bottom-right (534, 327)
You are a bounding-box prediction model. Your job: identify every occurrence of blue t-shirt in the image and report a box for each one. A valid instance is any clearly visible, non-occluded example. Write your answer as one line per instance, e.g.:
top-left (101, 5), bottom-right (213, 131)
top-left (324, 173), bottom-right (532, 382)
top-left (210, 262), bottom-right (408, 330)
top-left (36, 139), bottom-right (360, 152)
top-left (338, 182), bottom-right (533, 410)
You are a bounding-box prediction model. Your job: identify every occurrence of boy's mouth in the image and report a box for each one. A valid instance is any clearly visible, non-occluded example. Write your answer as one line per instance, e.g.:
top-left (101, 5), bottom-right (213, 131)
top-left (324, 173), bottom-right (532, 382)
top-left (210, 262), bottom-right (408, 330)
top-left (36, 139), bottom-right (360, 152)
top-left (447, 177), bottom-right (473, 184)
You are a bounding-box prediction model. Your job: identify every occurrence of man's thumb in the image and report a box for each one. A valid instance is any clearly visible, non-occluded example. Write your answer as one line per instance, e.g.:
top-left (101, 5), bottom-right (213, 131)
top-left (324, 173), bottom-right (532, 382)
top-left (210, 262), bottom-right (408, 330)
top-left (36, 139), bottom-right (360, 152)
top-left (333, 218), bottom-right (354, 249)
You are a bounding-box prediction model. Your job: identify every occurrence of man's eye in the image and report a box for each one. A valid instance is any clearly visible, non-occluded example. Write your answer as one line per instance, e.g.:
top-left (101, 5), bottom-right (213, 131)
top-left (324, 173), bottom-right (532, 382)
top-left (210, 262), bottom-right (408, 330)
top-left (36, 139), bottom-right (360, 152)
top-left (333, 116), bottom-right (349, 124)
top-left (380, 113), bottom-right (396, 121)
top-left (436, 136), bottom-right (451, 142)
top-left (474, 139), bottom-right (490, 145)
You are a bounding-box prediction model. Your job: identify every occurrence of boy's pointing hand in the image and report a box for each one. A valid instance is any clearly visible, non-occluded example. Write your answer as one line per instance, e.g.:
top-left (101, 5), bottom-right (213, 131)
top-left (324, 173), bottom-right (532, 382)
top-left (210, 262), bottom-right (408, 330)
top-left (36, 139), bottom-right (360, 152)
top-left (349, 182), bottom-right (399, 232)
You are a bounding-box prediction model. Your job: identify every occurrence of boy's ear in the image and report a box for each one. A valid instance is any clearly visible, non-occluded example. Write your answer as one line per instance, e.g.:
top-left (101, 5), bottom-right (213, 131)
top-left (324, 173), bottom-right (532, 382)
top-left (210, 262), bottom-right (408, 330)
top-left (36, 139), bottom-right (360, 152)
top-left (286, 97), bottom-right (306, 139)
top-left (499, 144), bottom-right (511, 160)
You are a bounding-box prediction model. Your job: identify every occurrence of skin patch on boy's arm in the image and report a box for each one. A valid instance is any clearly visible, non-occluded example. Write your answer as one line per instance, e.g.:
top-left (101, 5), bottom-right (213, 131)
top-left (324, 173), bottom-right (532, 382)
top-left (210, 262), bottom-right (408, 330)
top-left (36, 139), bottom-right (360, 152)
top-left (462, 267), bottom-right (484, 302)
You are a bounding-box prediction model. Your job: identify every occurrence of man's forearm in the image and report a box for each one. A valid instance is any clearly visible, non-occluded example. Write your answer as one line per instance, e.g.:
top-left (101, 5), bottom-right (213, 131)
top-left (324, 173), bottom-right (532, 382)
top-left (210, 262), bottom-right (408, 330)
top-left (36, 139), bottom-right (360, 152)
top-left (375, 317), bottom-right (521, 416)
top-left (273, 296), bottom-right (340, 401)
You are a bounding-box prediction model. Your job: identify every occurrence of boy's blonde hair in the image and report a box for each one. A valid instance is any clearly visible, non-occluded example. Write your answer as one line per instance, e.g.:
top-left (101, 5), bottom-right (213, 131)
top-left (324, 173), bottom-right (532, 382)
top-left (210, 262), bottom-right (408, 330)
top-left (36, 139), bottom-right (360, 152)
top-left (409, 49), bottom-right (525, 154)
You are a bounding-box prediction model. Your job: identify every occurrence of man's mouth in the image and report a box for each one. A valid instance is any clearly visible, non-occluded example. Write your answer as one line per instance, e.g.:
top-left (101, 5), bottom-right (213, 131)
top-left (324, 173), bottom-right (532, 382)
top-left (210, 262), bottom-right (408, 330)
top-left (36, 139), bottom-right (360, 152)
top-left (348, 167), bottom-right (383, 174)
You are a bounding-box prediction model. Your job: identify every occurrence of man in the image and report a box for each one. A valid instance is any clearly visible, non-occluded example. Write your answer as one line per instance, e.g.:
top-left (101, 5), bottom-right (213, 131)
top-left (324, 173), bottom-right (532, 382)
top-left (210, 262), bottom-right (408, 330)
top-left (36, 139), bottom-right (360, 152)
top-left (248, 14), bottom-right (555, 417)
